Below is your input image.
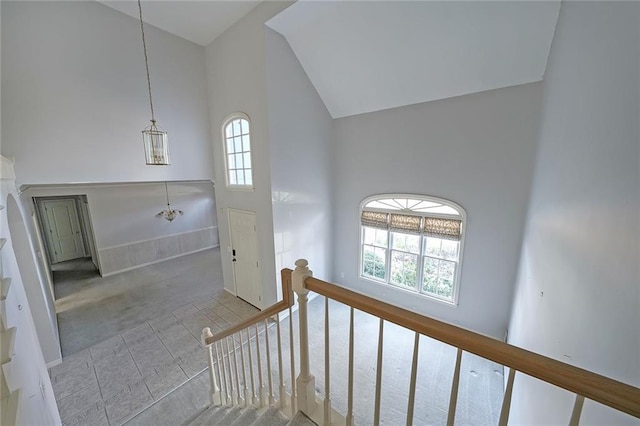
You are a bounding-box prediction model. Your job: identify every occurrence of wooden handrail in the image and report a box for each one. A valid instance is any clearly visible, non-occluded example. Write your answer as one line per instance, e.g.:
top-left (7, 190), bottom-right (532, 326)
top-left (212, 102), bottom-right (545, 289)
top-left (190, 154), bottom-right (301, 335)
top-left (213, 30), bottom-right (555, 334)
top-left (204, 269), bottom-right (295, 345)
top-left (304, 275), bottom-right (640, 418)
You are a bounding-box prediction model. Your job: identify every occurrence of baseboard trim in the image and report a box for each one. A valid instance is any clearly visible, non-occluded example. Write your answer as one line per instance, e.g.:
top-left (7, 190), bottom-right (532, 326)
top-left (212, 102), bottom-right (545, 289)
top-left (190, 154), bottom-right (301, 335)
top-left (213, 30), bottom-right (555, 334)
top-left (46, 357), bottom-right (63, 369)
top-left (100, 245), bottom-right (220, 277)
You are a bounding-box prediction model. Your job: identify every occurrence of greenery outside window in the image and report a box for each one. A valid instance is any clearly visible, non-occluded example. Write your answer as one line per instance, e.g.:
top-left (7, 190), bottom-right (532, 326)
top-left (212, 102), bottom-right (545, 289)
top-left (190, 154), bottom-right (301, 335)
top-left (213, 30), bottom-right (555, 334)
top-left (360, 195), bottom-right (466, 304)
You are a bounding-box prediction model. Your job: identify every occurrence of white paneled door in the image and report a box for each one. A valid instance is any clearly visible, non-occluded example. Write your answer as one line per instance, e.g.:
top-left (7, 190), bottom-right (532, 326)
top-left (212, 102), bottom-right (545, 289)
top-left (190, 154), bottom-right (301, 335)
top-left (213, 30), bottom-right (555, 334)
top-left (228, 209), bottom-right (261, 308)
top-left (42, 199), bottom-right (85, 263)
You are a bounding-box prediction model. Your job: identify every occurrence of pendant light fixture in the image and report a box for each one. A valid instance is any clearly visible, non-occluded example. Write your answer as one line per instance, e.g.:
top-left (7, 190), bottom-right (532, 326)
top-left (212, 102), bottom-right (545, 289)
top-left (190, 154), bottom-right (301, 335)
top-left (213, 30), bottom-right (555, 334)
top-left (138, 0), bottom-right (169, 165)
top-left (156, 181), bottom-right (183, 222)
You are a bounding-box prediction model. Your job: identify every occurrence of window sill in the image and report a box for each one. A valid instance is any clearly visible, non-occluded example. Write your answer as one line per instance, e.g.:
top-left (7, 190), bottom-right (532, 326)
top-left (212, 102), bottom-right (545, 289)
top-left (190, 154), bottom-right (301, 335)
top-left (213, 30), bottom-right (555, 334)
top-left (226, 185), bottom-right (254, 192)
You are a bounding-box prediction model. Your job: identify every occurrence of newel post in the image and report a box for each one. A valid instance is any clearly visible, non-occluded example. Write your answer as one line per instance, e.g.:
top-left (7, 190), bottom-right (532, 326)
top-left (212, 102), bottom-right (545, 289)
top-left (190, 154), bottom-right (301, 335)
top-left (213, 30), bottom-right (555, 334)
top-left (292, 259), bottom-right (318, 415)
top-left (201, 327), bottom-right (222, 406)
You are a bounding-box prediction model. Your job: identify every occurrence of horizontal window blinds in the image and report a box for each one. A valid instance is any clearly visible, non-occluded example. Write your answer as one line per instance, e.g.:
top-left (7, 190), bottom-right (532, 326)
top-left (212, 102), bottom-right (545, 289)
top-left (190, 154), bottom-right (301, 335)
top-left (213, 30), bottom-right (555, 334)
top-left (389, 213), bottom-right (421, 234)
top-left (423, 217), bottom-right (462, 241)
top-left (361, 211), bottom-right (389, 229)
top-left (362, 210), bottom-right (462, 241)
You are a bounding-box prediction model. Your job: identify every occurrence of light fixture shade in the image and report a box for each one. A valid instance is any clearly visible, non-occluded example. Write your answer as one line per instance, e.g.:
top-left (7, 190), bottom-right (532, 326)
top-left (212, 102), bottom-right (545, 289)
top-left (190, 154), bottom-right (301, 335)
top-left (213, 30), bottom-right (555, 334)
top-left (143, 121), bottom-right (169, 165)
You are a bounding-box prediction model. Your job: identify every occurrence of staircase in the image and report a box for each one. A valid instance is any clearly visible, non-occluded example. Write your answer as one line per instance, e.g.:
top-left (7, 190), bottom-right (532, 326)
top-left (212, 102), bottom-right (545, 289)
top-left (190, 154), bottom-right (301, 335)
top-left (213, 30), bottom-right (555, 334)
top-left (189, 405), bottom-right (314, 426)
top-left (195, 259), bottom-right (640, 426)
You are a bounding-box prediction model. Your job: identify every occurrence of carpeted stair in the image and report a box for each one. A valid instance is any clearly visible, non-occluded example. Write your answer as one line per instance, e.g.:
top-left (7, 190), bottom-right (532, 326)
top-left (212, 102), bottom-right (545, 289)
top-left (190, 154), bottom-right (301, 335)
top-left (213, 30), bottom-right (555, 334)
top-left (189, 404), bottom-right (316, 426)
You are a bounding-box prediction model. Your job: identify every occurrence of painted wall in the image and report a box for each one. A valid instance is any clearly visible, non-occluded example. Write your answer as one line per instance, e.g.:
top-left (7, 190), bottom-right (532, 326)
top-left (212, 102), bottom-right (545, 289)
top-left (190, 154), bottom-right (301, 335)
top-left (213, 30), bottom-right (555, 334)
top-left (1, 163), bottom-right (62, 425)
top-left (508, 2), bottom-right (640, 424)
top-left (6, 194), bottom-right (61, 365)
top-left (1, 1), bottom-right (213, 184)
top-left (205, 2), bottom-right (292, 308)
top-left (22, 181), bottom-right (218, 275)
top-left (265, 28), bottom-right (333, 294)
top-left (331, 83), bottom-right (544, 338)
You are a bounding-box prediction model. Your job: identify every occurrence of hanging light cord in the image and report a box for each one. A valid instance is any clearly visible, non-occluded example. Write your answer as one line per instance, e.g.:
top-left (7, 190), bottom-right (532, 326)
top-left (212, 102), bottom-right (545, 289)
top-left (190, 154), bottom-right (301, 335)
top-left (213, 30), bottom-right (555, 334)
top-left (165, 181), bottom-right (170, 207)
top-left (138, 0), bottom-right (155, 123)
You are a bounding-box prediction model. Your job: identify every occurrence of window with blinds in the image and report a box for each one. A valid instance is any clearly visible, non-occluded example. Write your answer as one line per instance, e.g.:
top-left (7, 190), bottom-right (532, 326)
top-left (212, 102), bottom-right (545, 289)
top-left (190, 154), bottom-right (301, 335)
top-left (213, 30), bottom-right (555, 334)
top-left (359, 195), bottom-right (466, 304)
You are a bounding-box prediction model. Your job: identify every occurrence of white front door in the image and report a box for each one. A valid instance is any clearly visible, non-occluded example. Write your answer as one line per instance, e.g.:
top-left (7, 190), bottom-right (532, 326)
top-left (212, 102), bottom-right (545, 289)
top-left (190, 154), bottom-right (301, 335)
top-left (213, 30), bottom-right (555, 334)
top-left (42, 199), bottom-right (85, 263)
top-left (228, 209), bottom-right (261, 308)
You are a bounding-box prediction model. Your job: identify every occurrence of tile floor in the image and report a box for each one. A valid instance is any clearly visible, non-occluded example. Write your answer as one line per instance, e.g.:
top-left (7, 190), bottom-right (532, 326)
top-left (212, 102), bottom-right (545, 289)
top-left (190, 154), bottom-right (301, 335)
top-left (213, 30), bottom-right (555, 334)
top-left (50, 293), bottom-right (259, 426)
top-left (55, 248), bottom-right (227, 355)
top-left (49, 249), bottom-right (260, 425)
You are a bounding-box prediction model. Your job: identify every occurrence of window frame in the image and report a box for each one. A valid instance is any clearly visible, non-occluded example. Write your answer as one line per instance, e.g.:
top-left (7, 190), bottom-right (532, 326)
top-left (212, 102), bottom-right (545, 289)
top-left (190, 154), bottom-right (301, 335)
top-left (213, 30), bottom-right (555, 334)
top-left (358, 194), bottom-right (467, 306)
top-left (222, 113), bottom-right (254, 191)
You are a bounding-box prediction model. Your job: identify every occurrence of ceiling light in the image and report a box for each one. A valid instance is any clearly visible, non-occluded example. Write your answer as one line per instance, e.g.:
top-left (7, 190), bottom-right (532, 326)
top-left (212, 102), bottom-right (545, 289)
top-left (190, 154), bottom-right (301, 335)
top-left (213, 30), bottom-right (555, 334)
top-left (156, 182), bottom-right (183, 222)
top-left (138, 0), bottom-right (169, 165)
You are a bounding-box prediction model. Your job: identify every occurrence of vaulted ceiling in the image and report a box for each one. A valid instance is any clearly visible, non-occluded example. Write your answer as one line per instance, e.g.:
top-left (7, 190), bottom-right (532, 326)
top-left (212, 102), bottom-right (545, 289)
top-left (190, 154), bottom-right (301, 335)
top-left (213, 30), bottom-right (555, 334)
top-left (99, 0), bottom-right (262, 46)
top-left (267, 1), bottom-right (561, 118)
top-left (99, 0), bottom-right (561, 119)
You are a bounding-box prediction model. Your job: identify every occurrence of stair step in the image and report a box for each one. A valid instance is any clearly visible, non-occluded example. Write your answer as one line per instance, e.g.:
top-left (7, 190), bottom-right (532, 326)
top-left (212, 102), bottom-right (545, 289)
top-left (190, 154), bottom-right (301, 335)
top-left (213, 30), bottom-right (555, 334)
top-left (286, 411), bottom-right (317, 426)
top-left (189, 405), bottom-right (229, 426)
top-left (229, 406), bottom-right (262, 426)
top-left (188, 404), bottom-right (295, 426)
top-left (215, 406), bottom-right (243, 425)
top-left (1, 388), bottom-right (21, 426)
top-left (256, 407), bottom-right (289, 426)
top-left (0, 327), bottom-right (16, 364)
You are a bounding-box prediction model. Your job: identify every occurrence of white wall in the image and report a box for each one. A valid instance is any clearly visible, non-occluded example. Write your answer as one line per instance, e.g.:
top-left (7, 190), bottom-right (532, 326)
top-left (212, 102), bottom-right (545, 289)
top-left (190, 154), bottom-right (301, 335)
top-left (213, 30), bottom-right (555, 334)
top-left (265, 28), bottom-right (333, 293)
top-left (22, 181), bottom-right (218, 274)
top-left (205, 2), bottom-right (292, 308)
top-left (1, 1), bottom-right (213, 184)
top-left (2, 164), bottom-right (62, 425)
top-left (508, 2), bottom-right (640, 424)
top-left (6, 194), bottom-right (61, 365)
top-left (331, 83), bottom-right (544, 338)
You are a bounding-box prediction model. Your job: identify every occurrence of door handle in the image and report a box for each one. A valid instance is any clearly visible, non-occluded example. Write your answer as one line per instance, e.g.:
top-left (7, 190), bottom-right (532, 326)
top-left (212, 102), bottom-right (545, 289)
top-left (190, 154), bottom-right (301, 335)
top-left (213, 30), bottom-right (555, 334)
top-left (232, 249), bottom-right (236, 256)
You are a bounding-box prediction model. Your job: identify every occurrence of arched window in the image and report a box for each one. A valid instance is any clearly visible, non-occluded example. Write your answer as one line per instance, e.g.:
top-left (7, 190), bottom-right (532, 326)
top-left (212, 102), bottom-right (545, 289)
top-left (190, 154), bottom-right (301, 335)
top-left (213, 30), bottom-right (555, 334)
top-left (360, 195), bottom-right (466, 304)
top-left (222, 114), bottom-right (253, 188)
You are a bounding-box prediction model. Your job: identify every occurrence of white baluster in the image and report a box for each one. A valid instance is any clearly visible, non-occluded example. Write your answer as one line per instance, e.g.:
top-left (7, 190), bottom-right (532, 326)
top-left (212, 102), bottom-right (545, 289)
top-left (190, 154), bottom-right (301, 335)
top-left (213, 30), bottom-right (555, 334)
top-left (569, 395), bottom-right (585, 426)
top-left (373, 318), bottom-right (384, 426)
top-left (276, 312), bottom-right (286, 409)
top-left (246, 327), bottom-right (257, 404)
top-left (264, 319), bottom-right (275, 406)
top-left (292, 259), bottom-right (317, 415)
top-left (223, 337), bottom-right (236, 405)
top-left (289, 305), bottom-right (297, 414)
top-left (324, 296), bottom-right (332, 426)
top-left (346, 307), bottom-right (355, 426)
top-left (406, 332), bottom-right (420, 426)
top-left (215, 342), bottom-right (229, 406)
top-left (255, 323), bottom-right (266, 407)
top-left (201, 328), bottom-right (222, 405)
top-left (498, 368), bottom-right (517, 426)
top-left (238, 328), bottom-right (249, 405)
top-left (446, 348), bottom-right (463, 426)
top-left (230, 336), bottom-right (243, 406)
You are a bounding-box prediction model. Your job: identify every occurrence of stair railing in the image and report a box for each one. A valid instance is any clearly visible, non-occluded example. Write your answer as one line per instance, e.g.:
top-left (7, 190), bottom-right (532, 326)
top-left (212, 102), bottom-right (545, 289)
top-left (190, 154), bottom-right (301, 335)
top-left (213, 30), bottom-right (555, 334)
top-left (201, 269), bottom-right (295, 411)
top-left (203, 258), bottom-right (640, 424)
top-left (287, 258), bottom-right (640, 426)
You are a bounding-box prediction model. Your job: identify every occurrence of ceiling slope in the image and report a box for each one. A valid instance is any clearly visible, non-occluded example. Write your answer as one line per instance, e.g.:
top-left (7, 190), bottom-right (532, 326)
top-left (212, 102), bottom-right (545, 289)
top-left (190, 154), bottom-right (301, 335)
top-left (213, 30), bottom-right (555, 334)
top-left (267, 1), bottom-right (560, 118)
top-left (99, 0), bottom-right (262, 46)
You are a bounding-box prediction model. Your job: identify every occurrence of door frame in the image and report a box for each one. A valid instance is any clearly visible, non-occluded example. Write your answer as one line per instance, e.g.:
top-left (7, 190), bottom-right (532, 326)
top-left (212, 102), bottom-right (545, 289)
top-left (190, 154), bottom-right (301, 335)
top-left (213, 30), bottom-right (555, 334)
top-left (227, 208), bottom-right (262, 308)
top-left (33, 195), bottom-right (101, 275)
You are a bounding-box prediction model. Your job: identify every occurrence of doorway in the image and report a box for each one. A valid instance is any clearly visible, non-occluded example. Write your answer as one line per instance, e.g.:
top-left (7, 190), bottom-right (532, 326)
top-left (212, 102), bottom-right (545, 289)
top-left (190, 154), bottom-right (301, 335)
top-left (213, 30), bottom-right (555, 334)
top-left (34, 196), bottom-right (100, 298)
top-left (228, 209), bottom-right (262, 308)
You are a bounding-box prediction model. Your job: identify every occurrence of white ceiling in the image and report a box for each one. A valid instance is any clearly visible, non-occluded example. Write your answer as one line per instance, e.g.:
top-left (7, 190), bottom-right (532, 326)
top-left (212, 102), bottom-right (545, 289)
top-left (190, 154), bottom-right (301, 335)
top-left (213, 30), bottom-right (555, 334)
top-left (97, 0), bottom-right (561, 119)
top-left (267, 1), bottom-right (561, 118)
top-left (98, 0), bottom-right (262, 46)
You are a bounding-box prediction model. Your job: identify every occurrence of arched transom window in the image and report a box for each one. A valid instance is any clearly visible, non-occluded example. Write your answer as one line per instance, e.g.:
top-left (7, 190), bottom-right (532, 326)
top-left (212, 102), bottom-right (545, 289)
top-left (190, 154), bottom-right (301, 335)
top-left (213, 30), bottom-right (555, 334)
top-left (360, 195), bottom-right (466, 304)
top-left (223, 114), bottom-right (253, 188)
